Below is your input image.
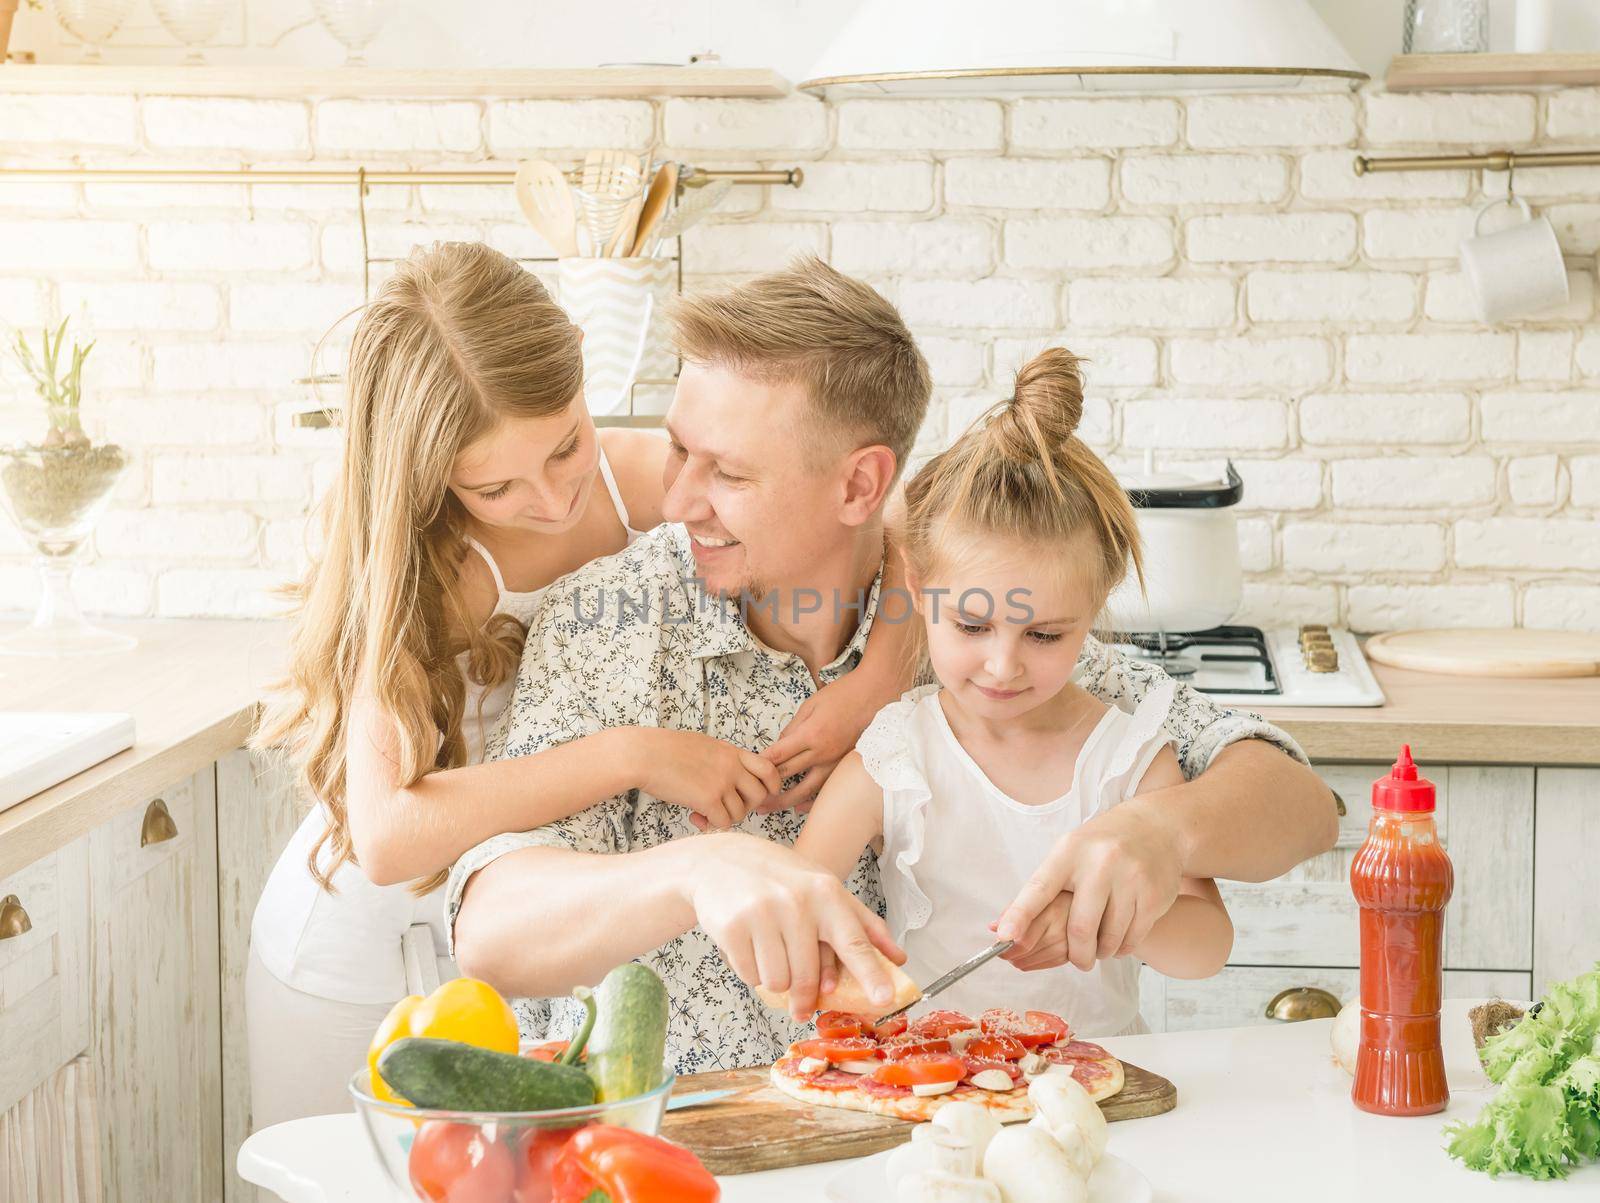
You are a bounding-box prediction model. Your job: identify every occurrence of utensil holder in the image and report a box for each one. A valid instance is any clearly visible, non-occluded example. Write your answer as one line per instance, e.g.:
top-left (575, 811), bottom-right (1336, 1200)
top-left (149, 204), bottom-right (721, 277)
top-left (557, 257), bottom-right (677, 419)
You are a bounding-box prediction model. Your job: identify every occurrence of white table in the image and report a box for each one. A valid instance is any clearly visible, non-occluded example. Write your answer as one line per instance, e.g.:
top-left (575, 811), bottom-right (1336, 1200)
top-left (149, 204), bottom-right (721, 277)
top-left (239, 999), bottom-right (1600, 1201)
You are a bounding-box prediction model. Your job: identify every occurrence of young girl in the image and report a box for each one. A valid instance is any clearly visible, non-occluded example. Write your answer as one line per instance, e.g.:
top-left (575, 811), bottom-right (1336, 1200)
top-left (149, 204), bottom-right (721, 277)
top-left (795, 348), bottom-right (1232, 1036)
top-left (247, 242), bottom-right (913, 1126)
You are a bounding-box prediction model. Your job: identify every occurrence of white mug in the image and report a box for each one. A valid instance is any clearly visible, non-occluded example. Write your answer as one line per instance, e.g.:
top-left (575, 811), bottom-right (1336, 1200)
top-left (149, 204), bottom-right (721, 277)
top-left (1459, 196), bottom-right (1569, 324)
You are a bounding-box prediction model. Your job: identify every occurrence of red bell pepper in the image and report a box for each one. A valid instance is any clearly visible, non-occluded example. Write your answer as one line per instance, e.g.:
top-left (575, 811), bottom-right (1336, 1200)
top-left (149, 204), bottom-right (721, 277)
top-left (551, 1125), bottom-right (719, 1203)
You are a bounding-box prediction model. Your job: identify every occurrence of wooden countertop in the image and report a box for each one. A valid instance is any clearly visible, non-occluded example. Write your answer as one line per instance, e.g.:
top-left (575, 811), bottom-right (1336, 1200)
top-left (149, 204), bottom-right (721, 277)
top-left (1263, 659), bottom-right (1600, 767)
top-left (2, 620), bottom-right (1599, 880)
top-left (0, 620), bottom-right (287, 879)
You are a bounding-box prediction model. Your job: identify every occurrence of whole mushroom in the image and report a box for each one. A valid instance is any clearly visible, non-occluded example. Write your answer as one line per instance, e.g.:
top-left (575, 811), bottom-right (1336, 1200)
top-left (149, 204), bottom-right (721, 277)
top-left (1027, 1070), bottom-right (1107, 1168)
top-left (981, 1123), bottom-right (1088, 1203)
top-left (897, 1169), bottom-right (1003, 1203)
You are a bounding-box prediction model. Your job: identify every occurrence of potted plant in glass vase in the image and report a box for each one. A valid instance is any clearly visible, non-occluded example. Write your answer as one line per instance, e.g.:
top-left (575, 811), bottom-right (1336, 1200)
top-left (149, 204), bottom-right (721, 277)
top-left (1, 318), bottom-right (134, 655)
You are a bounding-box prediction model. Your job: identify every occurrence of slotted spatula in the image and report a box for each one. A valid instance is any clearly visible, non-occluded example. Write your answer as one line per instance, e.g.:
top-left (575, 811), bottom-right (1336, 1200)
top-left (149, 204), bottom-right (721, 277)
top-left (651, 178), bottom-right (732, 246)
top-left (513, 159), bottom-right (579, 258)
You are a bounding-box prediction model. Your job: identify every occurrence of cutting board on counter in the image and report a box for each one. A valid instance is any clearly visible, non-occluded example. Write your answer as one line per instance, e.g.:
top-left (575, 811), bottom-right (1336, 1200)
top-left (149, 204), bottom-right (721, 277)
top-left (0, 711), bottom-right (135, 813)
top-left (661, 1060), bottom-right (1176, 1175)
top-left (1364, 628), bottom-right (1600, 678)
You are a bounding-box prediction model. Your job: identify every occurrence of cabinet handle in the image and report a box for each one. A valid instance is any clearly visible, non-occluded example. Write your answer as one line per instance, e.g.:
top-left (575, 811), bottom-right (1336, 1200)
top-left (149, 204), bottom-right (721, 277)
top-left (1265, 986), bottom-right (1341, 1022)
top-left (1330, 788), bottom-right (1347, 818)
top-left (0, 895), bottom-right (31, 941)
top-left (140, 798), bottom-right (178, 847)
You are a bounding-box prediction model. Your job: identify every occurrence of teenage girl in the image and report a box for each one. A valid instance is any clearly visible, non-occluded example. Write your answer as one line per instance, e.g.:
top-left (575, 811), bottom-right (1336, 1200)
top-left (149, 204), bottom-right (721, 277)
top-left (247, 242), bottom-right (911, 1124)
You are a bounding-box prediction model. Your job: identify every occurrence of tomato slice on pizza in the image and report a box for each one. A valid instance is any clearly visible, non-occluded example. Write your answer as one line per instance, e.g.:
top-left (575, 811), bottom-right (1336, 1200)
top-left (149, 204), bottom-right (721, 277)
top-left (1025, 1010), bottom-right (1072, 1043)
top-left (790, 1035), bottom-right (883, 1063)
top-left (813, 1011), bottom-right (868, 1039)
top-left (881, 1036), bottom-right (955, 1060)
top-left (909, 1009), bottom-right (979, 1038)
top-left (870, 1053), bottom-right (967, 1088)
top-left (965, 1034), bottom-right (1028, 1061)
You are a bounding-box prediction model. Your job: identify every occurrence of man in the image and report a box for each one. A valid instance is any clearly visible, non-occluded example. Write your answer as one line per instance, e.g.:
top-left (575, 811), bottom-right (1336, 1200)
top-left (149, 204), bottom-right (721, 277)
top-left (449, 257), bottom-right (1338, 1072)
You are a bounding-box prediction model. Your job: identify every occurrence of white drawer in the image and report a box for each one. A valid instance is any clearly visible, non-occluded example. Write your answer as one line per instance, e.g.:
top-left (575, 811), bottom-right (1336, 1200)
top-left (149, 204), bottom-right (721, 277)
top-left (1144, 966), bottom-right (1533, 1033)
top-left (1219, 764), bottom-right (1533, 972)
top-left (0, 838), bottom-right (90, 1115)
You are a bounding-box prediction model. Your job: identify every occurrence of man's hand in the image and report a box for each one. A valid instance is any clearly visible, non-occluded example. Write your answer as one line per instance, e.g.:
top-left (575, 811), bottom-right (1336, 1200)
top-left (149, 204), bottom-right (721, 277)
top-left (995, 799), bottom-right (1182, 971)
top-left (635, 728), bottom-right (783, 831)
top-left (759, 665), bottom-right (900, 813)
top-left (685, 832), bottom-right (905, 1022)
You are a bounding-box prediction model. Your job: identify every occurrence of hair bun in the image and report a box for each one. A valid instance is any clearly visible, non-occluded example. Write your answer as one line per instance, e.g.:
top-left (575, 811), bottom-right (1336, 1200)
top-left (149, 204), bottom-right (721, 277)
top-left (1011, 348), bottom-right (1084, 438)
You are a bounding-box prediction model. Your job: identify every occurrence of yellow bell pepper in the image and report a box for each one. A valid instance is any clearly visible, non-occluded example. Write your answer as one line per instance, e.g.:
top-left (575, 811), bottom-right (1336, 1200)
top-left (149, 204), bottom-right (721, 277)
top-left (367, 993), bottom-right (422, 1106)
top-left (367, 978), bottom-right (520, 1104)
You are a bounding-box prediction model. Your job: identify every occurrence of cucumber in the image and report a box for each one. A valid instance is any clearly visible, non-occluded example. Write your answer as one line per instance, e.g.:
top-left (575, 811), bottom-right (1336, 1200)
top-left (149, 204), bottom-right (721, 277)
top-left (377, 1037), bottom-right (596, 1112)
top-left (584, 963), bottom-right (670, 1102)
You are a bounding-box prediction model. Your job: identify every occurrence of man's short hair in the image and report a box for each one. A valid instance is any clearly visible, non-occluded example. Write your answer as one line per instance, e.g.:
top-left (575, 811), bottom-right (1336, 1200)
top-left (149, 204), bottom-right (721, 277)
top-left (669, 256), bottom-right (933, 474)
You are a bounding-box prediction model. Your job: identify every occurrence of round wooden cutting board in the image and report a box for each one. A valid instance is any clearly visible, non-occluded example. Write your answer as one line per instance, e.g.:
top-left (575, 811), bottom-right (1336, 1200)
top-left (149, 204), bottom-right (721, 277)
top-left (1364, 628), bottom-right (1600, 678)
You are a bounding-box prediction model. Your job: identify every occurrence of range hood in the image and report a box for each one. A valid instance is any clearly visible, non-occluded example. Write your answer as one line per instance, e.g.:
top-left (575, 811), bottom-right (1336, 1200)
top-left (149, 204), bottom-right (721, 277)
top-left (800, 0), bottom-right (1366, 95)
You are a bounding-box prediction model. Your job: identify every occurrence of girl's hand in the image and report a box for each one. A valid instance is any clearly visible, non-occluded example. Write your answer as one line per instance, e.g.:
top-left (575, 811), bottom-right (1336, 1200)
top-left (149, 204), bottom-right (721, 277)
top-left (760, 667), bottom-right (901, 813)
top-left (636, 729), bottom-right (783, 832)
top-left (995, 896), bottom-right (1075, 972)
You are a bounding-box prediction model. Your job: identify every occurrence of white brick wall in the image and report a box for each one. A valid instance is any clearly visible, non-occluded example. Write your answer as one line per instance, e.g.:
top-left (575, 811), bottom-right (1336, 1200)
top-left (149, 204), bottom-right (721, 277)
top-left (1, 84), bottom-right (1597, 628)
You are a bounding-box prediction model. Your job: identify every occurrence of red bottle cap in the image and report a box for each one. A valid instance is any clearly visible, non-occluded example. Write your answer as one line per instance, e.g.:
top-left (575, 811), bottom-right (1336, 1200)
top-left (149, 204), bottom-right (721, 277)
top-left (1372, 745), bottom-right (1436, 813)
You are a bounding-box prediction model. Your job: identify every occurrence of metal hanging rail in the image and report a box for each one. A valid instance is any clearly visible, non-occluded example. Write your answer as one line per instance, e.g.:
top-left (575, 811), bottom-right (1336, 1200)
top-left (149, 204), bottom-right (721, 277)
top-left (0, 165), bottom-right (802, 187)
top-left (1355, 148), bottom-right (1600, 174)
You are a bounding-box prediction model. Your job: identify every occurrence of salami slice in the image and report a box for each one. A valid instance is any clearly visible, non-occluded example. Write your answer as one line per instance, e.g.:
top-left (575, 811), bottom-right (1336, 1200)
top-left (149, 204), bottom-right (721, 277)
top-left (856, 1075), bottom-right (913, 1098)
top-left (1066, 1059), bottom-right (1115, 1090)
top-left (774, 1056), bottom-right (858, 1091)
top-left (1039, 1040), bottom-right (1112, 1063)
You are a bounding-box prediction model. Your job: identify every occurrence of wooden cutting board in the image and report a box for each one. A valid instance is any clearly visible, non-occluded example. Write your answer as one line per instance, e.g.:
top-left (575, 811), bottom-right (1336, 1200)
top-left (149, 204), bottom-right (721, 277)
top-left (1364, 628), bottom-right (1600, 678)
top-left (661, 1061), bottom-right (1175, 1175)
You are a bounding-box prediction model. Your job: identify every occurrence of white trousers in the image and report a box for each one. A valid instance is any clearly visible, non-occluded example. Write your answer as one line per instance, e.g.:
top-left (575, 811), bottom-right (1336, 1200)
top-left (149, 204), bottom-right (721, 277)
top-left (243, 947), bottom-right (395, 1130)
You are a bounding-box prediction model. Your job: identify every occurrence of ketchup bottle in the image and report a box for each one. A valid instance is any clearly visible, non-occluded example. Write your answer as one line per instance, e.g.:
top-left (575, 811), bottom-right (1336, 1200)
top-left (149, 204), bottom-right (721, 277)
top-left (1349, 746), bottom-right (1454, 1115)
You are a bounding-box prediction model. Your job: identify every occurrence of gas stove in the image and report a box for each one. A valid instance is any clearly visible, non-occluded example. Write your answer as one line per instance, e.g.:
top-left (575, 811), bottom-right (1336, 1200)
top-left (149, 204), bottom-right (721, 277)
top-left (1107, 625), bottom-right (1385, 707)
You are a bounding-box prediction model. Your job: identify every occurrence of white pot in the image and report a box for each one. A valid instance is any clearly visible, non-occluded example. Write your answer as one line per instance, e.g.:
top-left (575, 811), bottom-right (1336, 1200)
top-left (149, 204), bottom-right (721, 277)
top-left (1102, 461), bottom-right (1243, 635)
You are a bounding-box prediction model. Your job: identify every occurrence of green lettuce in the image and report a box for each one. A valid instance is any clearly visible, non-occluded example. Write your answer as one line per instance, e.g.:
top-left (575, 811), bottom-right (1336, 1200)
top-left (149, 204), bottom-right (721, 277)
top-left (1448, 964), bottom-right (1600, 1180)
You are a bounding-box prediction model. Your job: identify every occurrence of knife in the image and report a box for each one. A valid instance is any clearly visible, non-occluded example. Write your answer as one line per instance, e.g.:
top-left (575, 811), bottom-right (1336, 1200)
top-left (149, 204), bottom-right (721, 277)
top-left (876, 939), bottom-right (1015, 1023)
top-left (665, 1088), bottom-right (739, 1112)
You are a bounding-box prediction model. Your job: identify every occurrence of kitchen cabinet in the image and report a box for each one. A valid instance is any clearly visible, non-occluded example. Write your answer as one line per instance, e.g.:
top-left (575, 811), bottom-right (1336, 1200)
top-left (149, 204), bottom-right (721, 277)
top-left (0, 748), bottom-right (303, 1203)
top-left (88, 772), bottom-right (223, 1202)
top-left (1532, 768), bottom-right (1600, 999)
top-left (0, 840), bottom-right (90, 1120)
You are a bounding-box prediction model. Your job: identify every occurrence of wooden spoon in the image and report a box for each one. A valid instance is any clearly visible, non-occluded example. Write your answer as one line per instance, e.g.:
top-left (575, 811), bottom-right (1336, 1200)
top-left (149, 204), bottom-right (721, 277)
top-left (513, 159), bottom-right (579, 258)
top-left (628, 161), bottom-right (680, 257)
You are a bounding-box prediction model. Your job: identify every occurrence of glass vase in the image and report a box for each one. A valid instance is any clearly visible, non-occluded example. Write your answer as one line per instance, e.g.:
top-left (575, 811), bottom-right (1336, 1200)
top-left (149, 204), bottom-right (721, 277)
top-left (309, 0), bottom-right (392, 66)
top-left (1403, 0), bottom-right (1489, 54)
top-left (50, 0), bottom-right (136, 61)
top-left (150, 0), bottom-right (230, 64)
top-left (0, 413), bottom-right (134, 656)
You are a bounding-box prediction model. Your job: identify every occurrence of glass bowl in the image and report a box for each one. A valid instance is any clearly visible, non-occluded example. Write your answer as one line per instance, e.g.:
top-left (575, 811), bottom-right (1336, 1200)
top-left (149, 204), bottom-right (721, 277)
top-left (349, 1068), bottom-right (675, 1203)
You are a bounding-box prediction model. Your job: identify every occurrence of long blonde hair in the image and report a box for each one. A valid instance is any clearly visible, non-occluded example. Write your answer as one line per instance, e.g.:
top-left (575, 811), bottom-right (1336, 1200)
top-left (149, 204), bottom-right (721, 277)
top-left (255, 242), bottom-right (584, 892)
top-left (901, 348), bottom-right (1143, 606)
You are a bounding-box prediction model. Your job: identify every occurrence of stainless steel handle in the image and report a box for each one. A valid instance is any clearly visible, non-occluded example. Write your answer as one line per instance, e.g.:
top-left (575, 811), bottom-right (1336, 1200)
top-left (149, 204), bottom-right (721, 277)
top-left (140, 798), bottom-right (178, 847)
top-left (1265, 986), bottom-right (1341, 1022)
top-left (0, 895), bottom-right (32, 941)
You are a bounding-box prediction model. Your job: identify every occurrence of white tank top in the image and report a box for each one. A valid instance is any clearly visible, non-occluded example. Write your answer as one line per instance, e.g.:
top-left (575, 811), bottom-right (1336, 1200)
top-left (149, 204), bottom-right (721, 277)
top-left (250, 450), bottom-right (643, 1004)
top-left (856, 680), bottom-right (1177, 1038)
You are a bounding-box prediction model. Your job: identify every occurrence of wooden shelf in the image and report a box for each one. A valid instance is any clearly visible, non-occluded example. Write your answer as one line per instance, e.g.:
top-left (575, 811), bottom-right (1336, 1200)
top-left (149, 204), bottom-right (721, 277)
top-left (0, 64), bottom-right (789, 99)
top-left (1386, 52), bottom-right (1600, 91)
